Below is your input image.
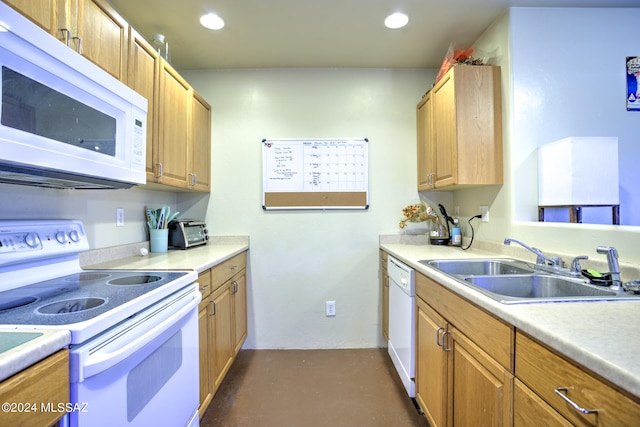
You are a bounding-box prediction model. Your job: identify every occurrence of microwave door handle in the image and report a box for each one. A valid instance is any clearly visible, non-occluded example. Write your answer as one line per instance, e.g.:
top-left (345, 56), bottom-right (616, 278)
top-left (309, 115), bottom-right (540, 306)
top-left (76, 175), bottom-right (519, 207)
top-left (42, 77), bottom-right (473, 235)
top-left (80, 294), bottom-right (200, 380)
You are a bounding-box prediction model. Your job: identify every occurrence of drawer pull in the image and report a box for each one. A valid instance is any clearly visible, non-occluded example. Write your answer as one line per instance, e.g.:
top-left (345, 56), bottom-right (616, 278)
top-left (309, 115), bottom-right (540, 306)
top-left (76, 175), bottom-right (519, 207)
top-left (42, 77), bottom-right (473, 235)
top-left (554, 387), bottom-right (598, 415)
top-left (441, 331), bottom-right (451, 352)
top-left (436, 327), bottom-right (445, 346)
top-left (199, 284), bottom-right (210, 291)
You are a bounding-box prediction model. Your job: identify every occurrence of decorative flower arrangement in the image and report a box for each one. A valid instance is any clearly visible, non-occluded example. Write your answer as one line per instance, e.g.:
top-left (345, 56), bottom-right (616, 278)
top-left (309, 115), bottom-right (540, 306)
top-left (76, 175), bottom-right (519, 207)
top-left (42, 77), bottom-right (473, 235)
top-left (399, 201), bottom-right (439, 229)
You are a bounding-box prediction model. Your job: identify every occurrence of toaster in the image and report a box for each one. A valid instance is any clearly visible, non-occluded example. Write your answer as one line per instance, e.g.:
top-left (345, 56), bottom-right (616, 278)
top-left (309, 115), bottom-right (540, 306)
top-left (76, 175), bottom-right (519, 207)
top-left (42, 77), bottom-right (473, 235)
top-left (169, 219), bottom-right (208, 249)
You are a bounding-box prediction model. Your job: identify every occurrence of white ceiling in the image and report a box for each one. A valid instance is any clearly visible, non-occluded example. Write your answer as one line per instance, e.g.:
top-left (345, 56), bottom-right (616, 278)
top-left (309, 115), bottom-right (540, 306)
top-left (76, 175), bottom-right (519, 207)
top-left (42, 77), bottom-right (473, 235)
top-left (108, 0), bottom-right (640, 70)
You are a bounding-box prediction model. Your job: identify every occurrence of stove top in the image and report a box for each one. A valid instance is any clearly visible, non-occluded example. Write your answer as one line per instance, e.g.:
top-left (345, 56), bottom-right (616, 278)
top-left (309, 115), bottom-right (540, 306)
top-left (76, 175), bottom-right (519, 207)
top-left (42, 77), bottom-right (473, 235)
top-left (0, 220), bottom-right (197, 344)
top-left (0, 270), bottom-right (189, 325)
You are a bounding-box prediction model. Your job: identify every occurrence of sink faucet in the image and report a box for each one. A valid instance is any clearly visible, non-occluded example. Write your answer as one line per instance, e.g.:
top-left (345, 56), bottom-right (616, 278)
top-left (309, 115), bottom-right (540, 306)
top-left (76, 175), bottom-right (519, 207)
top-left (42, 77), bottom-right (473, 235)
top-left (596, 246), bottom-right (623, 291)
top-left (504, 238), bottom-right (562, 267)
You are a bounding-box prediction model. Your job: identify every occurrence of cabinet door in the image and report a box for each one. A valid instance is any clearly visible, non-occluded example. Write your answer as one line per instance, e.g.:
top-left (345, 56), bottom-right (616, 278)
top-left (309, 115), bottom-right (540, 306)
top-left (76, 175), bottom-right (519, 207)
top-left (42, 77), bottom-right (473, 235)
top-left (210, 283), bottom-right (234, 392)
top-left (190, 91), bottom-right (212, 191)
top-left (514, 379), bottom-right (571, 427)
top-left (431, 71), bottom-right (457, 188)
top-left (198, 299), bottom-right (213, 418)
top-left (157, 59), bottom-right (191, 188)
top-left (231, 271), bottom-right (247, 354)
top-left (416, 297), bottom-right (448, 427)
top-left (127, 27), bottom-right (160, 183)
top-left (417, 93), bottom-right (435, 190)
top-left (4, 0), bottom-right (57, 34)
top-left (450, 327), bottom-right (513, 427)
top-left (381, 269), bottom-right (389, 341)
top-left (76, 0), bottom-right (128, 81)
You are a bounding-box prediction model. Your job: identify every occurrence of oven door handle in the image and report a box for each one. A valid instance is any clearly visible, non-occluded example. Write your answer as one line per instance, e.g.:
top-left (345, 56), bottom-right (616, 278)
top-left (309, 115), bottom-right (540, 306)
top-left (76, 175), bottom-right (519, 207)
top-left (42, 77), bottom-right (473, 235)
top-left (79, 292), bottom-right (200, 381)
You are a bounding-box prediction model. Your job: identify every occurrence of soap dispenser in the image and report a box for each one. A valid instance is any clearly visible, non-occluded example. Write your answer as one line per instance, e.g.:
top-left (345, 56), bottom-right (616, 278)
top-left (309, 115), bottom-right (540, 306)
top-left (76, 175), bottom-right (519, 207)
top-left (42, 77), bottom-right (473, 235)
top-left (451, 219), bottom-right (461, 246)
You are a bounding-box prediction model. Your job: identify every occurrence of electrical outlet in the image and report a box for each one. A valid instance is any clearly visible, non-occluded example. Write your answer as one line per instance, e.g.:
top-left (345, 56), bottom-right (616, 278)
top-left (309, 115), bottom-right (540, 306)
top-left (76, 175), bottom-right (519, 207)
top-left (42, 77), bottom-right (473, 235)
top-left (116, 208), bottom-right (125, 227)
top-left (480, 205), bottom-right (489, 223)
top-left (326, 301), bottom-right (336, 317)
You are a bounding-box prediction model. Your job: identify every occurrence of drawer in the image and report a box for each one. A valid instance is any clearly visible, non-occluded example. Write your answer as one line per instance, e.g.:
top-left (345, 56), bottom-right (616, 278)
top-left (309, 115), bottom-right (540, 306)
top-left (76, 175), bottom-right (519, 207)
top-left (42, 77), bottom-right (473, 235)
top-left (514, 378), bottom-right (571, 427)
top-left (198, 270), bottom-right (212, 299)
top-left (211, 252), bottom-right (246, 289)
top-left (380, 250), bottom-right (388, 270)
top-left (516, 332), bottom-right (640, 426)
top-left (416, 272), bottom-right (514, 371)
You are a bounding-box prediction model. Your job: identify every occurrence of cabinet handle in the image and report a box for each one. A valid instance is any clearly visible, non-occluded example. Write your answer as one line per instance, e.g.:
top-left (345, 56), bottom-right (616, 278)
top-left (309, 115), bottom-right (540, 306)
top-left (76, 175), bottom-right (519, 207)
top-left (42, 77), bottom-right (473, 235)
top-left (232, 281), bottom-right (238, 294)
top-left (72, 36), bottom-right (82, 54)
top-left (210, 300), bottom-right (216, 316)
top-left (155, 163), bottom-right (163, 178)
top-left (60, 28), bottom-right (71, 46)
top-left (554, 387), bottom-right (598, 415)
top-left (435, 327), bottom-right (445, 346)
top-left (191, 173), bottom-right (197, 186)
top-left (441, 331), bottom-right (451, 352)
top-left (199, 284), bottom-right (210, 292)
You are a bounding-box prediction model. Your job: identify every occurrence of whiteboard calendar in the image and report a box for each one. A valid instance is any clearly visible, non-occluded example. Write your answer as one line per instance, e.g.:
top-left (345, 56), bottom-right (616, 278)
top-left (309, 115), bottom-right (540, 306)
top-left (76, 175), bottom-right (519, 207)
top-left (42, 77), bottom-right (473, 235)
top-left (262, 138), bottom-right (369, 210)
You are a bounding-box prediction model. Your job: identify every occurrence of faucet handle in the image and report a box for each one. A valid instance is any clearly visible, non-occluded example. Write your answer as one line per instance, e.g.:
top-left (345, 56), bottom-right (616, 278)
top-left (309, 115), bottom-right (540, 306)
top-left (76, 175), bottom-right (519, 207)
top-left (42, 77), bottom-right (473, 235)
top-left (570, 255), bottom-right (588, 274)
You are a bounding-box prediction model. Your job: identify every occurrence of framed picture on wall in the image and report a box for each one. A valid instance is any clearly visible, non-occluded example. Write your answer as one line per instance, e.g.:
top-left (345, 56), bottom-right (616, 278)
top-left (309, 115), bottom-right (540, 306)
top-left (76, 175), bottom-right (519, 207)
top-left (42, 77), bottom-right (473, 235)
top-left (627, 56), bottom-right (640, 111)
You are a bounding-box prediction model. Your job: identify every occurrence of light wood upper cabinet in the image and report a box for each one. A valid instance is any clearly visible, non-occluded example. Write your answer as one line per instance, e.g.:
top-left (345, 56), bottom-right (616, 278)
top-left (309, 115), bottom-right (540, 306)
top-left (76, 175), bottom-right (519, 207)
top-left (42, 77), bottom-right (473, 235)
top-left (417, 92), bottom-right (435, 191)
top-left (145, 59), bottom-right (211, 192)
top-left (74, 0), bottom-right (128, 81)
top-left (4, 0), bottom-right (57, 34)
top-left (9, 0), bottom-right (129, 82)
top-left (155, 59), bottom-right (191, 188)
top-left (190, 92), bottom-right (212, 192)
top-left (418, 65), bottom-right (503, 190)
top-left (127, 27), bottom-right (160, 184)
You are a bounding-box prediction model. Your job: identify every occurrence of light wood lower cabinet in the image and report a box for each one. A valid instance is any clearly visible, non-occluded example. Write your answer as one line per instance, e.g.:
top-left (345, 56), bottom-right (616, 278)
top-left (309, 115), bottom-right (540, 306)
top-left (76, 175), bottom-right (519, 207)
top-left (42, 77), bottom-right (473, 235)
top-left (0, 349), bottom-right (69, 427)
top-left (198, 252), bottom-right (248, 418)
top-left (380, 250), bottom-right (389, 341)
top-left (515, 332), bottom-right (640, 426)
top-left (415, 272), bottom-right (514, 427)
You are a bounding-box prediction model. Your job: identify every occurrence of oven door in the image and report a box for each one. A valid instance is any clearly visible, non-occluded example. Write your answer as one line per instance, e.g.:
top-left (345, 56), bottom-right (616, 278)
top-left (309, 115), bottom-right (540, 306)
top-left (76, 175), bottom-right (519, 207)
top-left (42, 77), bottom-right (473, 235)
top-left (65, 285), bottom-right (201, 427)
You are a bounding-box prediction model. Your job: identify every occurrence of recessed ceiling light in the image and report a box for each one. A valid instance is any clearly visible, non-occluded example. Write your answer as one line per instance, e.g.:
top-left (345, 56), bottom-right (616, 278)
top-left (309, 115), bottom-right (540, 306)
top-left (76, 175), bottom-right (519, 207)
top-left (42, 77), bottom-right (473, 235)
top-left (384, 12), bottom-right (409, 29)
top-left (200, 13), bottom-right (225, 30)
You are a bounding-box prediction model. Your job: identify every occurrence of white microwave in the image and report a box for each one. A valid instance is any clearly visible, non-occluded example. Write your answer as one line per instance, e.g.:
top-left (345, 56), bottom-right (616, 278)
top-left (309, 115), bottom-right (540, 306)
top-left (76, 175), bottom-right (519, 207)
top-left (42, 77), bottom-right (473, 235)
top-left (0, 2), bottom-right (147, 189)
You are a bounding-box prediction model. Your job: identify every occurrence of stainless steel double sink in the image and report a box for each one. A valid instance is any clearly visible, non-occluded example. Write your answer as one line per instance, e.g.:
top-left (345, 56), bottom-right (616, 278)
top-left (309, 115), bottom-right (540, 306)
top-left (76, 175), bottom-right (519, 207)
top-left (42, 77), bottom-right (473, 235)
top-left (420, 258), bottom-right (640, 304)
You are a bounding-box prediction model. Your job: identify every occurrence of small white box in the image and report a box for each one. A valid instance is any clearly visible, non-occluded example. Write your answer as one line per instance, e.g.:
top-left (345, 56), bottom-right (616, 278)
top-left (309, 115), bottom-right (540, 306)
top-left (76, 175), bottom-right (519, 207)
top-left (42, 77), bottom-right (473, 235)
top-left (538, 137), bottom-right (619, 206)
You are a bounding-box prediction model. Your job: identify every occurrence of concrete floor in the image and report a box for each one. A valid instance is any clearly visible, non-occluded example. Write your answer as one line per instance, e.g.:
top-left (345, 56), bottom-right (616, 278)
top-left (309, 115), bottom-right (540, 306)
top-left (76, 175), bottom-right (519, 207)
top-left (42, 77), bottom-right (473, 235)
top-left (200, 348), bottom-right (428, 427)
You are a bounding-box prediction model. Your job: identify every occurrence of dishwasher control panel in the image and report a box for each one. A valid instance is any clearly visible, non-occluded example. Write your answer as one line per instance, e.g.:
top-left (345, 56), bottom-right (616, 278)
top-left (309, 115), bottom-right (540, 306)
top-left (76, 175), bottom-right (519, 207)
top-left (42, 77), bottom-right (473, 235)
top-left (388, 256), bottom-right (415, 296)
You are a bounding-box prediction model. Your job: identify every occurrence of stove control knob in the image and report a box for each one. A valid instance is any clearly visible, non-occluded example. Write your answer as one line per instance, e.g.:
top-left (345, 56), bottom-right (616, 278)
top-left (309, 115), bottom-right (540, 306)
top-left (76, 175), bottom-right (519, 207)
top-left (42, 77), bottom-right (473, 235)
top-left (24, 233), bottom-right (41, 248)
top-left (69, 230), bottom-right (81, 243)
top-left (55, 231), bottom-right (68, 244)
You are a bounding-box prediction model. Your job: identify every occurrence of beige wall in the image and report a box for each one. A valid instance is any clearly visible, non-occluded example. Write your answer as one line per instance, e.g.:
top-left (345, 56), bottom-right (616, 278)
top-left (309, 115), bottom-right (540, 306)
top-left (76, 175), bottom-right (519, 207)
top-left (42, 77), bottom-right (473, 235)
top-left (182, 68), bottom-right (436, 349)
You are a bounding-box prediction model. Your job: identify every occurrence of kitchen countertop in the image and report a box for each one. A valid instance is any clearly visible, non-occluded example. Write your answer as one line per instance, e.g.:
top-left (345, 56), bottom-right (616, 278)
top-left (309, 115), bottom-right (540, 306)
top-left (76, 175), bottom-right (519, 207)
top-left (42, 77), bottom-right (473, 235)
top-left (0, 328), bottom-right (70, 382)
top-left (380, 239), bottom-right (640, 399)
top-left (0, 237), bottom-right (248, 384)
top-left (84, 237), bottom-right (249, 273)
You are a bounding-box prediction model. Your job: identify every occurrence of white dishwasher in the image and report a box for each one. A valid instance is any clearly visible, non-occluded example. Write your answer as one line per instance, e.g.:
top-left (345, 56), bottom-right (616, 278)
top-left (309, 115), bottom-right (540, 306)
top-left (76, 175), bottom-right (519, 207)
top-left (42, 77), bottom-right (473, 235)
top-left (387, 256), bottom-right (416, 397)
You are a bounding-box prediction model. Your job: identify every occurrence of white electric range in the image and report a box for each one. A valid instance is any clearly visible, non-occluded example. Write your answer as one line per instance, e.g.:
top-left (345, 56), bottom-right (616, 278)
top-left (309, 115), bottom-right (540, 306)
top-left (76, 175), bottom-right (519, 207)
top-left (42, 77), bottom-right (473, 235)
top-left (0, 220), bottom-right (201, 427)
